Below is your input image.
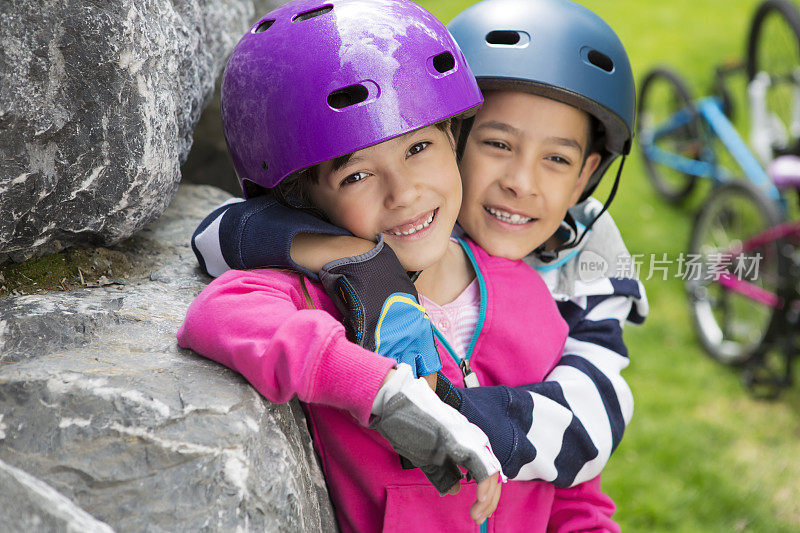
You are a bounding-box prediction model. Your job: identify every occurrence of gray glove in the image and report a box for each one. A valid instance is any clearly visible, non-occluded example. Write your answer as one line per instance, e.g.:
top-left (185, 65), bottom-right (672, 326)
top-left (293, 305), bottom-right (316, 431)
top-left (370, 364), bottom-right (501, 495)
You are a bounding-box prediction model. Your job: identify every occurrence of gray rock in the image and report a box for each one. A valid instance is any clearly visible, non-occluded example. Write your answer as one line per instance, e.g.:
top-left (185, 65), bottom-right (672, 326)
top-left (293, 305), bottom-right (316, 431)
top-left (0, 458), bottom-right (114, 533)
top-left (182, 0), bottom-right (289, 197)
top-left (180, 78), bottom-right (243, 197)
top-left (0, 184), bottom-right (337, 532)
top-left (0, 0), bottom-right (285, 264)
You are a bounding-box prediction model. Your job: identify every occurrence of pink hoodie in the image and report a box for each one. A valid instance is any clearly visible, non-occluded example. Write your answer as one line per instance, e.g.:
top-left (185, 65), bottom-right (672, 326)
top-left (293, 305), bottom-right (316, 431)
top-left (178, 239), bottom-right (618, 532)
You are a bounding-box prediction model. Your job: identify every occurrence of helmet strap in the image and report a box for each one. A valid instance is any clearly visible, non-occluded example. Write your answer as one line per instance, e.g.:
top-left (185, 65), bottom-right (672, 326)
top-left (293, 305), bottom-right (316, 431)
top-left (533, 155), bottom-right (626, 262)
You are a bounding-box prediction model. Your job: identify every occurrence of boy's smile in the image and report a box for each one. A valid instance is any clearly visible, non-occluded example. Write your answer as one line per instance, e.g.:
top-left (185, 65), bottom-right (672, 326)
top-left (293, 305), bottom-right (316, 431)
top-left (458, 91), bottom-right (601, 260)
top-left (310, 125), bottom-right (461, 271)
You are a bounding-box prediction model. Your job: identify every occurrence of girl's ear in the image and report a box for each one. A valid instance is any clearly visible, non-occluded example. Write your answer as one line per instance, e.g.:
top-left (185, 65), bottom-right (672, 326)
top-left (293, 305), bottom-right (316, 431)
top-left (571, 152), bottom-right (601, 206)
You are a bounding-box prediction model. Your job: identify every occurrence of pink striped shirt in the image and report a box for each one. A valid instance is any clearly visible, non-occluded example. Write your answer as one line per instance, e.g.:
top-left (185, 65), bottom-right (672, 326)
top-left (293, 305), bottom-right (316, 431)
top-left (419, 278), bottom-right (480, 360)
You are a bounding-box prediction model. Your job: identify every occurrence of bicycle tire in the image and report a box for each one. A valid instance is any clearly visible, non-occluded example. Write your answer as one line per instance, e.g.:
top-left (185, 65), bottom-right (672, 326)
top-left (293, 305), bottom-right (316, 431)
top-left (687, 180), bottom-right (788, 365)
top-left (637, 67), bottom-right (702, 204)
top-left (746, 0), bottom-right (800, 157)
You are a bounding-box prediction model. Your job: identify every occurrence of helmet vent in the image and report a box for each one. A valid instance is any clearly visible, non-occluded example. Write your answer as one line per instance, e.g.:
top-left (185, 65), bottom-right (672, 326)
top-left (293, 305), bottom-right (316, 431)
top-left (261, 161), bottom-right (269, 171)
top-left (587, 50), bottom-right (614, 73)
top-left (328, 84), bottom-right (369, 109)
top-left (254, 19), bottom-right (275, 33)
top-left (293, 5), bottom-right (333, 22)
top-left (432, 52), bottom-right (455, 74)
top-left (485, 31), bottom-right (521, 46)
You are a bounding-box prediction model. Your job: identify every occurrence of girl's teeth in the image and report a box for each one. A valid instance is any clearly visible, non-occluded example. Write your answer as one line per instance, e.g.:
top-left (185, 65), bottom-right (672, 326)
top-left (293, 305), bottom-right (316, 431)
top-left (389, 211), bottom-right (435, 236)
top-left (486, 207), bottom-right (533, 225)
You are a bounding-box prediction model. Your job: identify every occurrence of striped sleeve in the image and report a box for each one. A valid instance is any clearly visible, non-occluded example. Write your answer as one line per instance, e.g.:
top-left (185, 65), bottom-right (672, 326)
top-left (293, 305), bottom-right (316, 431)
top-left (191, 197), bottom-right (244, 277)
top-left (520, 292), bottom-right (636, 486)
top-left (463, 279), bottom-right (645, 487)
top-left (190, 196), bottom-right (349, 279)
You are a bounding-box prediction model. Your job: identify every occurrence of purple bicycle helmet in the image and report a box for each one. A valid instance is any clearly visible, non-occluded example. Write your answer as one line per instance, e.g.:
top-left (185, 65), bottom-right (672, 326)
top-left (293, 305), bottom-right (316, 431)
top-left (222, 0), bottom-right (483, 196)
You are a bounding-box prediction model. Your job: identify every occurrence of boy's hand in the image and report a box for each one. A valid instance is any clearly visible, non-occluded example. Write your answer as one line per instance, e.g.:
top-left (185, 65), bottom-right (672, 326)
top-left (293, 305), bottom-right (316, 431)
top-left (291, 233), bottom-right (375, 273)
top-left (320, 235), bottom-right (442, 378)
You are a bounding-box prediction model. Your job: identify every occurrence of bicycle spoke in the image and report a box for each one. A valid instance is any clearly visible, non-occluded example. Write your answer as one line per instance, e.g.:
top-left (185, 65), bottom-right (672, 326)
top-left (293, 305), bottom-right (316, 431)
top-left (688, 182), bottom-right (786, 365)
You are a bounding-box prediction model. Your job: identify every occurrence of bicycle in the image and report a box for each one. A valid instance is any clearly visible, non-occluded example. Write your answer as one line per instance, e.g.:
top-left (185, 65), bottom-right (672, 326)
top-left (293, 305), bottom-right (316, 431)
top-left (638, 0), bottom-right (800, 205)
top-left (636, 0), bottom-right (800, 394)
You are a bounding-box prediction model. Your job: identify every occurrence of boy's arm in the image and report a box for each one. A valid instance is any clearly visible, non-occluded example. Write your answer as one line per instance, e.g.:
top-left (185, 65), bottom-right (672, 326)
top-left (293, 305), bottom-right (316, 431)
top-left (191, 196), bottom-right (352, 278)
top-left (191, 199), bottom-right (633, 487)
top-left (191, 197), bottom-right (442, 380)
top-left (442, 292), bottom-right (637, 488)
top-left (527, 294), bottom-right (636, 486)
top-left (547, 476), bottom-right (620, 533)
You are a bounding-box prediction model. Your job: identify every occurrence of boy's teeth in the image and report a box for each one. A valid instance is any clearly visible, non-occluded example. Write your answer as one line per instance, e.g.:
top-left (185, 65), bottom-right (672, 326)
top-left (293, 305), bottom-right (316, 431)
top-left (388, 210), bottom-right (435, 236)
top-left (486, 207), bottom-right (533, 225)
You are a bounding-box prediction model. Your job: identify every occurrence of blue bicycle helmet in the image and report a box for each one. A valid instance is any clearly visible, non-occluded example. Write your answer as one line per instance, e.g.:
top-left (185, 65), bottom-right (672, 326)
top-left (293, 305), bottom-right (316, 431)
top-left (447, 0), bottom-right (635, 202)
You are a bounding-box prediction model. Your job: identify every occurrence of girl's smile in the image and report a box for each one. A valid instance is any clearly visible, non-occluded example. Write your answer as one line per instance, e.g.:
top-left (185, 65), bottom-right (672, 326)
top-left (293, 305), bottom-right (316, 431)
top-left (385, 208), bottom-right (438, 238)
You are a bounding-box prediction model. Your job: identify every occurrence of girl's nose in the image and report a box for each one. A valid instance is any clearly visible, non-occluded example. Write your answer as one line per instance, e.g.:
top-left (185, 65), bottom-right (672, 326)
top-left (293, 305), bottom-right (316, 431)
top-left (383, 168), bottom-right (421, 209)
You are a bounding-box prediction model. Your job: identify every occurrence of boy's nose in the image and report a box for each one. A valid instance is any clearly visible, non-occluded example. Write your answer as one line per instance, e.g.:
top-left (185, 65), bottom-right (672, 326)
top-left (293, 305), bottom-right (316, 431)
top-left (499, 164), bottom-right (539, 197)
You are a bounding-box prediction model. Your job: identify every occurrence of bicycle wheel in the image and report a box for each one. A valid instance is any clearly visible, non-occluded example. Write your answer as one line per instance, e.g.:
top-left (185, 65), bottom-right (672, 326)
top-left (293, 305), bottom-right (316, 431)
top-left (746, 0), bottom-right (800, 158)
top-left (637, 68), bottom-right (703, 204)
top-left (687, 180), bottom-right (788, 365)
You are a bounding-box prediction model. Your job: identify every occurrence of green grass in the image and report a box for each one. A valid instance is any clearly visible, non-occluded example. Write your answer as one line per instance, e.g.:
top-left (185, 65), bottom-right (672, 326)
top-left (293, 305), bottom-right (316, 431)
top-left (418, 1), bottom-right (800, 530)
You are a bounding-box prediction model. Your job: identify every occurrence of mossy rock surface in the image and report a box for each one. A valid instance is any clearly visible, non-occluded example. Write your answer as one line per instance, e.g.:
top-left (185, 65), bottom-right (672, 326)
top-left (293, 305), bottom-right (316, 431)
top-left (0, 247), bottom-right (135, 298)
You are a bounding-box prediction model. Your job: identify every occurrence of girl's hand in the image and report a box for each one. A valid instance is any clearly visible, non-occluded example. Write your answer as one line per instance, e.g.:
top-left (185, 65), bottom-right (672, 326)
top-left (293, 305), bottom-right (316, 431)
top-left (471, 472), bottom-right (501, 525)
top-left (371, 364), bottom-right (502, 495)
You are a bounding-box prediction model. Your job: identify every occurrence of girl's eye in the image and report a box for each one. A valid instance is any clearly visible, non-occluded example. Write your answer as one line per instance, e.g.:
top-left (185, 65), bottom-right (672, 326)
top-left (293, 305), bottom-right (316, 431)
top-left (406, 141), bottom-right (431, 157)
top-left (485, 140), bottom-right (511, 151)
top-left (341, 171), bottom-right (369, 186)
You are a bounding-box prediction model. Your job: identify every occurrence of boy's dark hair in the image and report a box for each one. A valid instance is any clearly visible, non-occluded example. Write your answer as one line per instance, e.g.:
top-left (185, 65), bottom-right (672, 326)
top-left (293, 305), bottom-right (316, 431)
top-left (584, 115), bottom-right (605, 166)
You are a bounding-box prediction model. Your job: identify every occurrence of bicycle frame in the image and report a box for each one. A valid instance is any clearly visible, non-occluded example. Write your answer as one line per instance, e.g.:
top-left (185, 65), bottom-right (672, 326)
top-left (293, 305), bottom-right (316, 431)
top-left (714, 220), bottom-right (800, 309)
top-left (641, 96), bottom-right (783, 203)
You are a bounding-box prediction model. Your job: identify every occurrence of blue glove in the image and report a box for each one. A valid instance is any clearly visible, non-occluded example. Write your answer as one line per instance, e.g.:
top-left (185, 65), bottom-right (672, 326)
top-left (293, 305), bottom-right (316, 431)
top-left (320, 236), bottom-right (442, 378)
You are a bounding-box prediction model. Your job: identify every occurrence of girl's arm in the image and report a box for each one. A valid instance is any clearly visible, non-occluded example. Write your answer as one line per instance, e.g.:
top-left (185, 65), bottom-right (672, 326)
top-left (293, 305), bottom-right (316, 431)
top-left (177, 268), bottom-right (394, 423)
top-left (178, 269), bottom-right (502, 502)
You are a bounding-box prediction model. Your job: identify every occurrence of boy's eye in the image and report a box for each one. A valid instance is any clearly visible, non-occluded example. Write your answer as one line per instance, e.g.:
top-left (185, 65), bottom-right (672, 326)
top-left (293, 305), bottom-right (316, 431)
top-left (341, 171), bottom-right (370, 185)
top-left (546, 155), bottom-right (571, 165)
top-left (484, 140), bottom-right (511, 151)
top-left (406, 141), bottom-right (431, 157)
